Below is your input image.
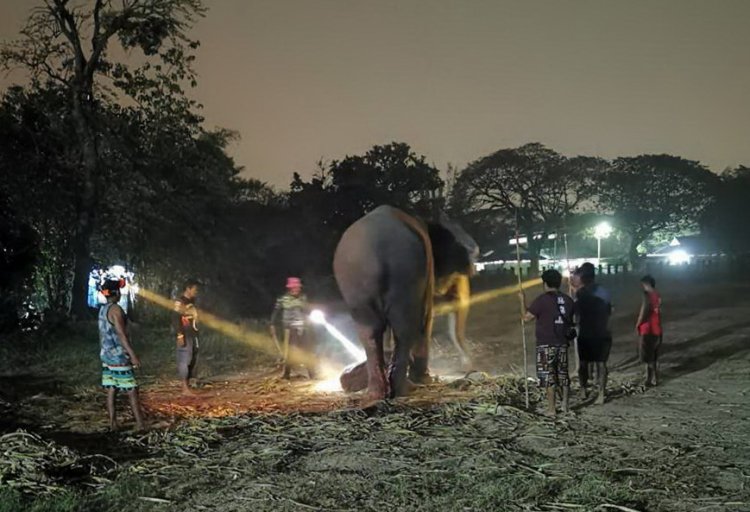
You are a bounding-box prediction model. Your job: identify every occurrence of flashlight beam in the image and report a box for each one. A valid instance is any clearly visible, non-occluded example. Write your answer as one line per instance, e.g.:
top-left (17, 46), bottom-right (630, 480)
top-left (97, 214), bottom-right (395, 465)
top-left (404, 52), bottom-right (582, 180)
top-left (433, 277), bottom-right (543, 316)
top-left (137, 288), bottom-right (322, 369)
top-left (308, 310), bottom-right (365, 362)
top-left (321, 321), bottom-right (366, 362)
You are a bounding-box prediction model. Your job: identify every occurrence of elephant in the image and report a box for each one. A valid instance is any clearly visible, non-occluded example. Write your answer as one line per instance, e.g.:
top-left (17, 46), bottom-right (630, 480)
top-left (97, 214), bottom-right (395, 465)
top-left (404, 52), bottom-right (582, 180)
top-left (332, 205), bottom-right (479, 401)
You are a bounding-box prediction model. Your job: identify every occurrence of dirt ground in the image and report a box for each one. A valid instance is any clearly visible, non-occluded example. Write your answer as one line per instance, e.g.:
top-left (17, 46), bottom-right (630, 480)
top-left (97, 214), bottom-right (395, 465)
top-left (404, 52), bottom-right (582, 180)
top-left (1, 274), bottom-right (749, 511)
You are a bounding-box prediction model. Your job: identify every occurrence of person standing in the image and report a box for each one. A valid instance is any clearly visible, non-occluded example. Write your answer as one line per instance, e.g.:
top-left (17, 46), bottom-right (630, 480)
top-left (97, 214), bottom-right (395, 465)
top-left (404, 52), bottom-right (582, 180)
top-left (99, 278), bottom-right (145, 431)
top-left (521, 269), bottom-right (575, 416)
top-left (573, 262), bottom-right (613, 405)
top-left (269, 277), bottom-right (316, 379)
top-left (173, 279), bottom-right (200, 395)
top-left (635, 275), bottom-right (662, 387)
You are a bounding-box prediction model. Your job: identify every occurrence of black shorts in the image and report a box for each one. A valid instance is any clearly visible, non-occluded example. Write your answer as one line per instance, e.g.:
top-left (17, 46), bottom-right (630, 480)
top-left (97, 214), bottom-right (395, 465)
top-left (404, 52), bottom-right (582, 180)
top-left (639, 334), bottom-right (661, 364)
top-left (577, 336), bottom-right (612, 362)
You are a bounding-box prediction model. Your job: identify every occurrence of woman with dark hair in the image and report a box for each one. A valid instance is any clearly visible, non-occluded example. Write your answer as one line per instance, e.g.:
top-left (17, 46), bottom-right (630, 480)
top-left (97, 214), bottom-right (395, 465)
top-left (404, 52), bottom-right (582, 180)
top-left (636, 275), bottom-right (662, 386)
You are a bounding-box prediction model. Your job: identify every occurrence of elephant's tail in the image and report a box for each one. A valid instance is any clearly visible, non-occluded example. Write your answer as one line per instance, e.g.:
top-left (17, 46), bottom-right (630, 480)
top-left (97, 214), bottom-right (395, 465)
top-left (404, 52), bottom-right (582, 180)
top-left (389, 209), bottom-right (435, 336)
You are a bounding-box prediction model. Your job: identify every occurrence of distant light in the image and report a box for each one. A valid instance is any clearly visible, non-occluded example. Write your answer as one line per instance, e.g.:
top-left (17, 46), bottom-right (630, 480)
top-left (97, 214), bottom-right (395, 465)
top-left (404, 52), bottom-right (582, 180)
top-left (109, 265), bottom-right (126, 276)
top-left (668, 249), bottom-right (691, 265)
top-left (309, 309), bottom-right (325, 324)
top-left (509, 236), bottom-right (528, 246)
top-left (594, 222), bottom-right (613, 240)
top-left (669, 238), bottom-right (681, 247)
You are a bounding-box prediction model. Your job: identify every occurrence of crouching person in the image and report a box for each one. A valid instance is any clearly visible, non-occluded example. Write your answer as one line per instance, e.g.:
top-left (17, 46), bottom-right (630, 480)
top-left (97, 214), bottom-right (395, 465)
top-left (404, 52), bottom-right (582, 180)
top-left (99, 279), bottom-right (145, 431)
top-left (521, 269), bottom-right (575, 417)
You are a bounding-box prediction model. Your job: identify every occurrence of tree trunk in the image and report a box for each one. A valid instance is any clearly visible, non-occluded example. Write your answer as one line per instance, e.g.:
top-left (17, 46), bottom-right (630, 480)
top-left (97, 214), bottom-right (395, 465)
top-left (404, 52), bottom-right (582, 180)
top-left (527, 236), bottom-right (542, 277)
top-left (628, 236), bottom-right (642, 272)
top-left (68, 90), bottom-right (99, 320)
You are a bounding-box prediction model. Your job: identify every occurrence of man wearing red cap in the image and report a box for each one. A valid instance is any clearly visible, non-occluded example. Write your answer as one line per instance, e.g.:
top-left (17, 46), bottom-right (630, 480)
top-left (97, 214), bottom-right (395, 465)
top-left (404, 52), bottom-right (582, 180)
top-left (269, 277), bottom-right (316, 379)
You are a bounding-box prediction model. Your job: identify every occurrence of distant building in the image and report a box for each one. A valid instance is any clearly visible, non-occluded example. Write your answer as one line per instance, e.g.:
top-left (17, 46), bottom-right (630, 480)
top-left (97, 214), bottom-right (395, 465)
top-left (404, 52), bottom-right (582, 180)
top-left (647, 235), bottom-right (723, 265)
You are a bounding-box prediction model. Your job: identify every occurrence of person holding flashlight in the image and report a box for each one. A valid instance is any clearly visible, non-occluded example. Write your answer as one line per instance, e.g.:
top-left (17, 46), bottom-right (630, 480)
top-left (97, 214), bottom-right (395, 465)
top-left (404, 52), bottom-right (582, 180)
top-left (269, 277), bottom-right (317, 379)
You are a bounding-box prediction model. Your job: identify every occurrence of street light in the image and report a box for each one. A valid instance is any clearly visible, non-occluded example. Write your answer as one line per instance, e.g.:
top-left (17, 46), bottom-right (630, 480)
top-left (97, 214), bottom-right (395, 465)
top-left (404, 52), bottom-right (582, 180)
top-left (594, 222), bottom-right (613, 264)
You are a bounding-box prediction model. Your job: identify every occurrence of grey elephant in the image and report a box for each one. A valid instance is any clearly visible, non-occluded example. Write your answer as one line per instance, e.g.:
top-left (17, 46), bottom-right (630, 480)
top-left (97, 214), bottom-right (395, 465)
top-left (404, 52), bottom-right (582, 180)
top-left (333, 205), bottom-right (479, 401)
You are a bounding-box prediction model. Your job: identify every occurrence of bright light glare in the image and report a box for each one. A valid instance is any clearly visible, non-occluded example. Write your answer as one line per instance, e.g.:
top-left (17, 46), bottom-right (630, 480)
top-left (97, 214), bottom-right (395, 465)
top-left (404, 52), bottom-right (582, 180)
top-left (594, 222), bottom-right (613, 240)
top-left (309, 309), bottom-right (326, 324)
top-left (309, 310), bottom-right (366, 362)
top-left (313, 378), bottom-right (343, 393)
top-left (668, 249), bottom-right (691, 265)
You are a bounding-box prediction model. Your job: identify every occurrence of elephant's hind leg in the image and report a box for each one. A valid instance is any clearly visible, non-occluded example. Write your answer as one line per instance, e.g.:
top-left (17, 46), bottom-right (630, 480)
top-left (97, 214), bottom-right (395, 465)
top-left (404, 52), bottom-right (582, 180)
top-left (387, 303), bottom-right (424, 397)
top-left (355, 321), bottom-right (388, 402)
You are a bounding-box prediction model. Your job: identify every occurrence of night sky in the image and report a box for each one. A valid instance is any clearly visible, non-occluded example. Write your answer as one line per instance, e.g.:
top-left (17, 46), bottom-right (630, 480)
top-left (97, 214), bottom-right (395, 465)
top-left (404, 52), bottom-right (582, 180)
top-left (1, 0), bottom-right (749, 186)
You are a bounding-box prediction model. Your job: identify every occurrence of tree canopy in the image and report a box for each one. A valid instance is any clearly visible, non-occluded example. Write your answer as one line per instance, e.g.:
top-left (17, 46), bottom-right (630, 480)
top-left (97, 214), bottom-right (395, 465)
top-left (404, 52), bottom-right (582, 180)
top-left (596, 154), bottom-right (719, 265)
top-left (452, 143), bottom-right (600, 273)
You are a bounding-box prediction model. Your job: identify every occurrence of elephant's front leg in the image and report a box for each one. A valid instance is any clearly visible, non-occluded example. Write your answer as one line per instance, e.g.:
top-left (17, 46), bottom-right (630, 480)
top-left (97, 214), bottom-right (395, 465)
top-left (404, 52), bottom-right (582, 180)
top-left (358, 325), bottom-right (388, 401)
top-left (447, 312), bottom-right (473, 370)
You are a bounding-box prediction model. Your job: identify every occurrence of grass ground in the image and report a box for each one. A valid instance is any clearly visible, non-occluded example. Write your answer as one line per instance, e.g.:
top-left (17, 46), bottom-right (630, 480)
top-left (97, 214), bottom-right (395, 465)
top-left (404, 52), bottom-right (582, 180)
top-left (1, 273), bottom-right (749, 511)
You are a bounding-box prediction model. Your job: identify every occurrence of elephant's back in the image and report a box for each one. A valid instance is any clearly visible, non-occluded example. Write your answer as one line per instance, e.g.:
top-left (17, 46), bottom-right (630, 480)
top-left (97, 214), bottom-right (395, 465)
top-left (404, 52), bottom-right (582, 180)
top-left (333, 206), bottom-right (427, 299)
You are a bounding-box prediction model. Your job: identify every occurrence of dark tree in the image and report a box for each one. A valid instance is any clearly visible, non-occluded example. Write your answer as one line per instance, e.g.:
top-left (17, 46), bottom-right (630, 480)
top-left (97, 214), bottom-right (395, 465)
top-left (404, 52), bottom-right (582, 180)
top-left (289, 142), bottom-right (445, 274)
top-left (452, 143), bottom-right (598, 274)
top-left (0, 85), bottom-right (79, 314)
top-left (597, 154), bottom-right (719, 267)
top-left (1, 0), bottom-right (205, 319)
top-left (0, 194), bottom-right (38, 332)
top-left (701, 165), bottom-right (750, 255)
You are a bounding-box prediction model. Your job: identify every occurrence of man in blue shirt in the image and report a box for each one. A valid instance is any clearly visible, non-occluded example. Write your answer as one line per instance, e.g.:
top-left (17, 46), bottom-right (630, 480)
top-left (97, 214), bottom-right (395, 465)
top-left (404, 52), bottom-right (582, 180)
top-left (573, 262), bottom-right (613, 405)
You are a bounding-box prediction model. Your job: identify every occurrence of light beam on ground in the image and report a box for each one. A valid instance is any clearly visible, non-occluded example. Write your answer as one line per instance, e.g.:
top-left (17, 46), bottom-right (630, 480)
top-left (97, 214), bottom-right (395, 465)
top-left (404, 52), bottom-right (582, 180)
top-left (309, 309), bottom-right (366, 362)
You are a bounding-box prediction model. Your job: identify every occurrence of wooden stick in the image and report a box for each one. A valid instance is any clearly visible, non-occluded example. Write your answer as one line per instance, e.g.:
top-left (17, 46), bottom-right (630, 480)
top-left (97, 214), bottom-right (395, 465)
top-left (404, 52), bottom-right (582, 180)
top-left (564, 231), bottom-right (580, 375)
top-left (515, 210), bottom-right (530, 410)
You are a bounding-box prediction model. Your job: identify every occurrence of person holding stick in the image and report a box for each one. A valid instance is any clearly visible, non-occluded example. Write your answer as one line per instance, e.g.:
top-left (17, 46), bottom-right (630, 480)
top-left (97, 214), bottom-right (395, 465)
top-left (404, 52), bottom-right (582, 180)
top-left (520, 269), bottom-right (575, 417)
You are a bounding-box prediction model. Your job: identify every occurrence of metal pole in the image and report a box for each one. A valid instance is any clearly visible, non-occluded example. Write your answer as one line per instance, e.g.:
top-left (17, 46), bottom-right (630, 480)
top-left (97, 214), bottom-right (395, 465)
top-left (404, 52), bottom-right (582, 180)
top-left (597, 236), bottom-right (601, 264)
top-left (515, 211), bottom-right (530, 410)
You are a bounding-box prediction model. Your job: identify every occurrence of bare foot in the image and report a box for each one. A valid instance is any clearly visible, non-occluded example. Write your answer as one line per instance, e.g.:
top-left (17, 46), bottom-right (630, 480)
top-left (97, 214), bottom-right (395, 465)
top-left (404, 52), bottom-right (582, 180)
top-left (181, 387), bottom-right (197, 397)
top-left (595, 392), bottom-right (605, 405)
top-left (108, 422), bottom-right (119, 432)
